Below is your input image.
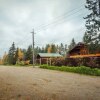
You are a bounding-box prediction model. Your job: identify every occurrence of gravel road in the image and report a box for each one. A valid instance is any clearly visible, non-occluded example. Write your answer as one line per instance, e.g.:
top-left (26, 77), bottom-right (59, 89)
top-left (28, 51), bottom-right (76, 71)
top-left (0, 66), bottom-right (100, 100)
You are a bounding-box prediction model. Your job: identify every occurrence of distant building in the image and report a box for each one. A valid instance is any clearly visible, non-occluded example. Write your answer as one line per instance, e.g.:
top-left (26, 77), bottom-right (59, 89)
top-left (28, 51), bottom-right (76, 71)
top-left (68, 42), bottom-right (89, 57)
top-left (37, 53), bottom-right (62, 59)
top-left (36, 53), bottom-right (62, 65)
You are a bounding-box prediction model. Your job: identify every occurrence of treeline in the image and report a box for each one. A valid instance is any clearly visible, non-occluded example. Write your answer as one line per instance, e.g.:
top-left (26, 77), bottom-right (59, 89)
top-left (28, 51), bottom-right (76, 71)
top-left (1, 33), bottom-right (100, 66)
top-left (1, 41), bottom-right (73, 65)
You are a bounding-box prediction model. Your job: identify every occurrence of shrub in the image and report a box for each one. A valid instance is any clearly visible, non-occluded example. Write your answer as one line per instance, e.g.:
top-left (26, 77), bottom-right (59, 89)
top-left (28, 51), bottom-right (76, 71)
top-left (51, 58), bottom-right (65, 66)
top-left (65, 58), bottom-right (78, 67)
top-left (38, 57), bottom-right (100, 69)
top-left (16, 61), bottom-right (25, 66)
top-left (24, 60), bottom-right (30, 65)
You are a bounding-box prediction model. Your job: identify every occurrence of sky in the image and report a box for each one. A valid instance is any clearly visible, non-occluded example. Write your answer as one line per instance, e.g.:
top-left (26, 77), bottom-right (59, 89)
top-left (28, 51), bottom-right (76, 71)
top-left (0, 0), bottom-right (87, 57)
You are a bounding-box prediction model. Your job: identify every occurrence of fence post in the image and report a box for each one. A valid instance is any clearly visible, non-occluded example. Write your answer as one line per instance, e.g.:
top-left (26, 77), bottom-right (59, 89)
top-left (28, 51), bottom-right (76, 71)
top-left (47, 58), bottom-right (48, 66)
top-left (40, 58), bottom-right (41, 65)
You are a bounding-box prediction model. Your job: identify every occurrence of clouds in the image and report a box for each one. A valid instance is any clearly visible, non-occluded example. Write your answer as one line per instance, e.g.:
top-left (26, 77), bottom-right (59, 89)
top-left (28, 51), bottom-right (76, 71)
top-left (0, 0), bottom-right (87, 57)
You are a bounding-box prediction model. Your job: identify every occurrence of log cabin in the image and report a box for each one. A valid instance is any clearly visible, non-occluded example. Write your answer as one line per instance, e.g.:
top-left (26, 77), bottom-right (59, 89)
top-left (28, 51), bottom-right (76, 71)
top-left (68, 42), bottom-right (100, 58)
top-left (68, 42), bottom-right (89, 56)
top-left (68, 42), bottom-right (89, 58)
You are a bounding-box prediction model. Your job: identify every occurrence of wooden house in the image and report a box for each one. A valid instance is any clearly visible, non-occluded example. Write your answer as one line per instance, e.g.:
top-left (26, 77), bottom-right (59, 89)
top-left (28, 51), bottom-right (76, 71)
top-left (68, 42), bottom-right (89, 57)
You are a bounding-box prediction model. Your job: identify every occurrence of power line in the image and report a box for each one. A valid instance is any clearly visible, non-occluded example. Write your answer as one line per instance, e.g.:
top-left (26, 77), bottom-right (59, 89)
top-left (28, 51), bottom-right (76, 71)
top-left (34, 3), bottom-right (85, 30)
top-left (15, 11), bottom-right (87, 48)
top-left (2, 3), bottom-right (86, 54)
top-left (35, 9), bottom-right (87, 32)
top-left (36, 11), bottom-right (87, 33)
top-left (15, 3), bottom-right (86, 46)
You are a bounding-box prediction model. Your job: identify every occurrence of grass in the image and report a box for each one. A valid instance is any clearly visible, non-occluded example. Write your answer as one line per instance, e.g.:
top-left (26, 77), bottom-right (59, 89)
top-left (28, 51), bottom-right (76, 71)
top-left (40, 64), bottom-right (100, 76)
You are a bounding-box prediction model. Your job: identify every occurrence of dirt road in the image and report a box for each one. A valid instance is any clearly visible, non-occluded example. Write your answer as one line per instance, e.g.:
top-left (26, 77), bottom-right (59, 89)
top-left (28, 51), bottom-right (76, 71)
top-left (0, 66), bottom-right (100, 100)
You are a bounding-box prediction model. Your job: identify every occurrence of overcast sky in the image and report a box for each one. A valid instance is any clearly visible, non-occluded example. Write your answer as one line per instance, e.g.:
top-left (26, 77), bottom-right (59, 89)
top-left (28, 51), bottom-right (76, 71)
top-left (0, 0), bottom-right (87, 57)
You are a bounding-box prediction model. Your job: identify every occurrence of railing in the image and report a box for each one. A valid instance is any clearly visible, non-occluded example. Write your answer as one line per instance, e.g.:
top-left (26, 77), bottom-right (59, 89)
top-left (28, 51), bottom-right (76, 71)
top-left (70, 54), bottom-right (100, 58)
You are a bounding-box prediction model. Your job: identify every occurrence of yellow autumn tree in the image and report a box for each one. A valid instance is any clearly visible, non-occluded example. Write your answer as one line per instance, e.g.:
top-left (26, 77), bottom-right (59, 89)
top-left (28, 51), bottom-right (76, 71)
top-left (18, 49), bottom-right (24, 61)
top-left (16, 48), bottom-right (24, 61)
top-left (2, 52), bottom-right (8, 64)
top-left (48, 46), bottom-right (52, 53)
top-left (0, 58), bottom-right (3, 65)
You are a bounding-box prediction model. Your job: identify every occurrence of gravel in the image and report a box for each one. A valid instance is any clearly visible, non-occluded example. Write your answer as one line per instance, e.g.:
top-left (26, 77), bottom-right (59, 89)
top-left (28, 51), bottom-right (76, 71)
top-left (0, 65), bottom-right (100, 100)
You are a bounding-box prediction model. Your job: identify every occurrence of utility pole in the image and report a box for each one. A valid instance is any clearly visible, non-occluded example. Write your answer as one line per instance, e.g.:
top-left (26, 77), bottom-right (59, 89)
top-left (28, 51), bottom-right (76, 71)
top-left (31, 29), bottom-right (35, 67)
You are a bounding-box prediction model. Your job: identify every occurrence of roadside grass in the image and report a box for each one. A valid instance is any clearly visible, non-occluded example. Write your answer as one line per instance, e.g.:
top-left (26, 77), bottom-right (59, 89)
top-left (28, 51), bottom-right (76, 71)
top-left (40, 64), bottom-right (100, 76)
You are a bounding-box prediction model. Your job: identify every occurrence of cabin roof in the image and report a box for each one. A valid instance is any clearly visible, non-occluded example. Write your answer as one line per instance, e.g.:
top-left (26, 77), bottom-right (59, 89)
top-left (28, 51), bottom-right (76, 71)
top-left (37, 53), bottom-right (62, 58)
top-left (68, 42), bottom-right (87, 53)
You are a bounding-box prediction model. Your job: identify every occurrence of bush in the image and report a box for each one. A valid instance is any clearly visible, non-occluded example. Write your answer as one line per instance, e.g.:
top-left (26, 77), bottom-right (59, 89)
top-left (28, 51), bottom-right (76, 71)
top-left (38, 57), bottom-right (100, 69)
top-left (82, 57), bottom-right (100, 68)
top-left (65, 58), bottom-right (78, 67)
top-left (51, 58), bottom-right (65, 67)
top-left (16, 61), bottom-right (25, 66)
top-left (24, 60), bottom-right (30, 65)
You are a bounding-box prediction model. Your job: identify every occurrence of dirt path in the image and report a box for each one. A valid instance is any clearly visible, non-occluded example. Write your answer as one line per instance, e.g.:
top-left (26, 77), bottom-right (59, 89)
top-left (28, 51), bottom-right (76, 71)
top-left (0, 66), bottom-right (100, 100)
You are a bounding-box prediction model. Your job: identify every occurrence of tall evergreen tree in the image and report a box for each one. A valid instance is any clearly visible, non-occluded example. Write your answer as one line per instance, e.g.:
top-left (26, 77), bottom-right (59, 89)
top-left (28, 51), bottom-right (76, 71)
top-left (84, 0), bottom-right (100, 53)
top-left (51, 44), bottom-right (57, 53)
top-left (84, 0), bottom-right (100, 43)
top-left (25, 45), bottom-right (33, 64)
top-left (8, 42), bottom-right (16, 65)
top-left (68, 38), bottom-right (76, 51)
top-left (45, 44), bottom-right (50, 53)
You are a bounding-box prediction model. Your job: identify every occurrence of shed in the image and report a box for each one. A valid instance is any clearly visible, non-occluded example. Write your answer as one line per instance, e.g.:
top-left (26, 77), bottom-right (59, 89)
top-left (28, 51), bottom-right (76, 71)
top-left (37, 53), bottom-right (62, 59)
top-left (36, 53), bottom-right (62, 65)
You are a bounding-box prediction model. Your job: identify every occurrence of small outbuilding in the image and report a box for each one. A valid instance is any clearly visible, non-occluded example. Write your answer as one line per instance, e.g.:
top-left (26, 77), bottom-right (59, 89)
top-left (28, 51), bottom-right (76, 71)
top-left (37, 53), bottom-right (62, 59)
top-left (36, 53), bottom-right (62, 65)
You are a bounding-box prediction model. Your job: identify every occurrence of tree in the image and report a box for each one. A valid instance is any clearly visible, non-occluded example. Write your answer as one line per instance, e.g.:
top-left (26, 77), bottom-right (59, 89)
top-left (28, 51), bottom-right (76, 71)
top-left (41, 47), bottom-right (45, 53)
top-left (0, 58), bottom-right (3, 65)
top-left (83, 32), bottom-right (91, 44)
top-left (15, 48), bottom-right (24, 62)
top-left (51, 44), bottom-right (57, 53)
top-left (48, 46), bottom-right (52, 53)
top-left (2, 52), bottom-right (8, 65)
top-left (8, 42), bottom-right (16, 65)
top-left (68, 38), bottom-right (76, 50)
top-left (25, 45), bottom-right (33, 64)
top-left (84, 0), bottom-right (100, 53)
top-left (45, 44), bottom-right (50, 53)
top-left (84, 0), bottom-right (100, 43)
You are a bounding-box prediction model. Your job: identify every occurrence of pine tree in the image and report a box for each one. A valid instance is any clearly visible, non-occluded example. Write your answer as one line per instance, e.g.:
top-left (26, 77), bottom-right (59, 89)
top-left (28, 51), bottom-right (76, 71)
top-left (8, 42), bottom-right (16, 65)
top-left (51, 44), bottom-right (57, 53)
top-left (84, 0), bottom-right (100, 43)
top-left (68, 38), bottom-right (76, 50)
top-left (41, 47), bottom-right (45, 53)
top-left (84, 0), bottom-right (100, 53)
top-left (25, 45), bottom-right (33, 64)
top-left (45, 44), bottom-right (50, 53)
